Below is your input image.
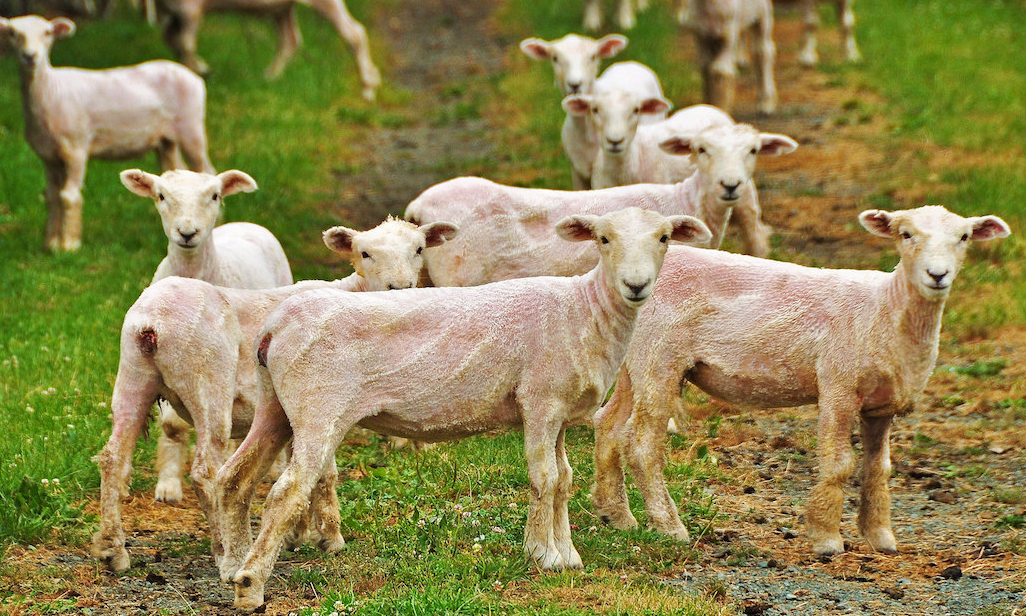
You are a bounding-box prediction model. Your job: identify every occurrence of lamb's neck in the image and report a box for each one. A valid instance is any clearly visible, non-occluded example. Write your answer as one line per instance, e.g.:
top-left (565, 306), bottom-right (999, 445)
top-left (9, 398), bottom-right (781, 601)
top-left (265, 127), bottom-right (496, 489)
top-left (566, 113), bottom-right (595, 144)
top-left (690, 172), bottom-right (731, 249)
top-left (168, 240), bottom-right (220, 281)
top-left (575, 265), bottom-right (639, 377)
top-left (20, 59), bottom-right (56, 128)
top-left (597, 149), bottom-right (629, 187)
top-left (880, 266), bottom-right (946, 359)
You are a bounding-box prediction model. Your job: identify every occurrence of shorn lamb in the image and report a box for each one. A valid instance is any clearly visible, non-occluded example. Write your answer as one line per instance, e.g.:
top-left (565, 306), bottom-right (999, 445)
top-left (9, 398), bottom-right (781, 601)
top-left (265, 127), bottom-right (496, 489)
top-left (0, 15), bottom-right (214, 251)
top-left (121, 168), bottom-right (293, 504)
top-left (788, 0), bottom-right (861, 66)
top-left (405, 123), bottom-right (795, 287)
top-left (213, 209), bottom-right (711, 610)
top-left (591, 205), bottom-right (1010, 555)
top-left (90, 217), bottom-right (458, 572)
top-left (582, 0), bottom-right (648, 31)
top-left (156, 0), bottom-right (380, 100)
top-left (520, 34), bottom-right (666, 189)
top-left (682, 0), bottom-right (777, 114)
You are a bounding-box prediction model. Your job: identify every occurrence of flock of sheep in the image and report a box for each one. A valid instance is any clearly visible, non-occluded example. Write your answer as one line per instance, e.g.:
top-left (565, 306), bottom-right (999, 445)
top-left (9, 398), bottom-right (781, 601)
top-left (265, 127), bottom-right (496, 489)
top-left (0, 0), bottom-right (1013, 612)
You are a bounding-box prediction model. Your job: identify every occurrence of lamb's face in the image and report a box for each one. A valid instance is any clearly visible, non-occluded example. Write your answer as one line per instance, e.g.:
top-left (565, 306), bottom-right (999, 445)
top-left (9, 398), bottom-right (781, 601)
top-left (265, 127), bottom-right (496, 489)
top-left (556, 208), bottom-right (711, 307)
top-left (120, 168), bottom-right (258, 250)
top-left (324, 218), bottom-right (458, 291)
top-left (520, 34), bottom-right (626, 96)
top-left (0, 15), bottom-right (73, 68)
top-left (660, 124), bottom-right (798, 205)
top-left (859, 205), bottom-right (1010, 300)
top-left (563, 91), bottom-right (670, 156)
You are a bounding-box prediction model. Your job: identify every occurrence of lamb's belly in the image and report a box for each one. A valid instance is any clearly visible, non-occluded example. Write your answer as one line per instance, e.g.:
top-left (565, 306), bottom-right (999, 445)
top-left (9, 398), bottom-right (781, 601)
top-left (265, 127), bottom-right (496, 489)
top-left (688, 361), bottom-right (818, 410)
top-left (357, 397), bottom-right (522, 443)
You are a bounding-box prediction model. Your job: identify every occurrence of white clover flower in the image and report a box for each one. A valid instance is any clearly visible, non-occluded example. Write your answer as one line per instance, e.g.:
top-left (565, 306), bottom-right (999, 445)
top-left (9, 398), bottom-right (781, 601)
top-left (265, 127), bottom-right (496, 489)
top-left (454, 504), bottom-right (463, 512)
top-left (334, 600), bottom-right (344, 609)
top-left (588, 525), bottom-right (597, 533)
top-left (97, 401), bottom-right (107, 408)
top-left (461, 511), bottom-right (471, 519)
top-left (67, 424), bottom-right (74, 430)
top-left (26, 405), bottom-right (34, 413)
top-left (471, 519), bottom-right (480, 527)
top-left (64, 356), bottom-right (71, 362)
top-left (633, 545), bottom-right (641, 552)
top-left (52, 478), bottom-right (59, 486)
top-left (416, 519), bottom-right (426, 528)
top-left (492, 581), bottom-right (503, 591)
top-left (41, 478), bottom-right (49, 486)
top-left (491, 526), bottom-right (505, 534)
top-left (472, 543), bottom-right (482, 553)
top-left (507, 502), bottom-right (517, 509)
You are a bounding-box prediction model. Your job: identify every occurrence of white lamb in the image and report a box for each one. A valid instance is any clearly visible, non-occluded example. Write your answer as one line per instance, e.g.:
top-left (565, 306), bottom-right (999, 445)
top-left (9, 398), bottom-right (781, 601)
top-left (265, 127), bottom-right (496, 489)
top-left (591, 205), bottom-right (1010, 556)
top-left (90, 217), bottom-right (459, 572)
top-left (155, 0), bottom-right (380, 100)
top-left (681, 0), bottom-right (777, 114)
top-left (520, 35), bottom-right (666, 189)
top-left (405, 122), bottom-right (795, 286)
top-left (120, 168), bottom-right (293, 504)
top-left (0, 15), bottom-right (214, 251)
top-left (213, 209), bottom-right (711, 609)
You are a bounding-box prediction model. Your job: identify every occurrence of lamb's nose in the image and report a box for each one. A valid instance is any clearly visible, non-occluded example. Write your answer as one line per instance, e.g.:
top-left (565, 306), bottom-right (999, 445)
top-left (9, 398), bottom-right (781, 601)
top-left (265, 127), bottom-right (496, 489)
top-left (607, 137), bottom-right (624, 147)
top-left (179, 229), bottom-right (198, 242)
top-left (567, 82), bottom-right (582, 93)
top-left (721, 180), bottom-right (741, 194)
top-left (626, 280), bottom-right (649, 296)
top-left (927, 269), bottom-right (948, 284)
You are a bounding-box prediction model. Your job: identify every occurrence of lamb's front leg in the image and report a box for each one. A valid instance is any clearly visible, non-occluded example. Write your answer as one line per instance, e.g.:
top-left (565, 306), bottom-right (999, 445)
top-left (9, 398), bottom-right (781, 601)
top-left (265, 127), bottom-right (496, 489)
top-left (858, 414), bottom-right (898, 553)
top-left (522, 416), bottom-right (565, 570)
top-left (806, 389), bottom-right (857, 555)
top-left (552, 427), bottom-right (582, 569)
top-left (731, 186), bottom-right (771, 258)
top-left (592, 369), bottom-right (639, 530)
top-left (43, 164), bottom-right (66, 252)
top-left (57, 151), bottom-right (87, 251)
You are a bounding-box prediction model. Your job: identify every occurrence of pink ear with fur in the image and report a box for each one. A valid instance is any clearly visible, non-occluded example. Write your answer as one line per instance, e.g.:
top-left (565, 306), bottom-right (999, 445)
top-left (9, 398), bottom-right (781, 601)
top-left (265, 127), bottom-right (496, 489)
top-left (658, 136), bottom-right (695, 156)
top-left (421, 222), bottom-right (459, 247)
top-left (51, 17), bottom-right (75, 39)
top-left (562, 95), bottom-right (593, 116)
top-left (640, 97), bottom-right (671, 116)
top-left (596, 34), bottom-right (627, 58)
top-left (759, 133), bottom-right (799, 156)
top-left (970, 215), bottom-right (1011, 241)
top-left (218, 170), bottom-right (258, 196)
top-left (556, 215), bottom-right (599, 243)
top-left (120, 169), bottom-right (158, 198)
top-left (858, 210), bottom-right (895, 238)
top-left (519, 38), bottom-right (552, 61)
top-left (323, 226), bottom-right (357, 254)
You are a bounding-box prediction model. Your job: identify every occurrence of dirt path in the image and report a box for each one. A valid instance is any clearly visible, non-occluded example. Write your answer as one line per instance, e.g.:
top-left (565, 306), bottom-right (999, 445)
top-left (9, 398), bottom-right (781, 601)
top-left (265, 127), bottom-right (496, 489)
top-left (3, 3), bottom-right (1025, 616)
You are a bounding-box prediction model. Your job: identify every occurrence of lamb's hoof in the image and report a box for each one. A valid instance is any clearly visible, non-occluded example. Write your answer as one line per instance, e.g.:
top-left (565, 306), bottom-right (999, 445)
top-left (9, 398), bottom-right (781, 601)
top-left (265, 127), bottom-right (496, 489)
top-left (758, 99), bottom-right (777, 116)
top-left (595, 506), bottom-right (638, 530)
top-left (863, 528), bottom-right (897, 554)
top-left (361, 85), bottom-right (377, 102)
top-left (654, 522), bottom-right (690, 543)
top-left (811, 536), bottom-right (845, 556)
top-left (91, 536), bottom-right (130, 572)
top-left (525, 542), bottom-right (566, 571)
top-left (666, 417), bottom-right (680, 434)
top-left (219, 556), bottom-right (243, 583)
top-left (154, 479), bottom-right (183, 504)
top-left (559, 544), bottom-right (584, 570)
top-left (798, 50), bottom-right (818, 67)
top-left (233, 571), bottom-right (265, 611)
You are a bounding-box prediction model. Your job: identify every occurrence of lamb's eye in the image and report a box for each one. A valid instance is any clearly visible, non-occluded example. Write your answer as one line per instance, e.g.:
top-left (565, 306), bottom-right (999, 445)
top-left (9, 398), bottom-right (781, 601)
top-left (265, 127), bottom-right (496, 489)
top-left (750, 148), bottom-right (758, 155)
top-left (698, 147), bottom-right (706, 155)
top-left (416, 246), bottom-right (423, 254)
top-left (600, 236), bottom-right (609, 244)
top-left (212, 193), bottom-right (219, 201)
top-left (158, 193), bottom-right (165, 201)
top-left (592, 106), bottom-right (599, 113)
top-left (633, 107), bottom-right (640, 114)
top-left (960, 233), bottom-right (969, 242)
top-left (901, 232), bottom-right (912, 240)
top-left (361, 251), bottom-right (370, 259)
top-left (660, 235), bottom-right (669, 243)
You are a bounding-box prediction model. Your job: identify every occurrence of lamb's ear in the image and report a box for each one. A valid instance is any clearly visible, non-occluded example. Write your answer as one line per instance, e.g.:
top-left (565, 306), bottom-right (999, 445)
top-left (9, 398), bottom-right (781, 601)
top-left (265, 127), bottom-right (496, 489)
top-left (519, 38), bottom-right (552, 61)
top-left (51, 17), bottom-right (75, 39)
top-left (641, 97), bottom-right (671, 116)
top-left (759, 133), bottom-right (798, 156)
top-left (218, 170), bottom-right (258, 196)
top-left (667, 215), bottom-right (712, 245)
top-left (859, 209), bottom-right (895, 238)
top-left (421, 222), bottom-right (459, 247)
top-left (562, 94), bottom-right (592, 116)
top-left (969, 215), bottom-right (1011, 241)
top-left (0, 17), bottom-right (11, 36)
top-left (323, 226), bottom-right (357, 255)
top-left (120, 169), bottom-right (158, 198)
top-left (556, 214), bottom-right (600, 242)
top-left (658, 135), bottom-right (695, 155)
top-left (596, 34), bottom-right (627, 58)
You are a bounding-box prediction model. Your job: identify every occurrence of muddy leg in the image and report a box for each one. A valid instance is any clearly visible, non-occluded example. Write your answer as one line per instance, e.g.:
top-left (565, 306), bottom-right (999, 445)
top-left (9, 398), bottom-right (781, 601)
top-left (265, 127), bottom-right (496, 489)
top-left (591, 368), bottom-right (639, 530)
top-left (522, 413), bottom-right (565, 570)
top-left (806, 394), bottom-right (857, 555)
top-left (858, 414), bottom-right (897, 553)
top-left (58, 151), bottom-right (86, 251)
top-left (836, 0), bottom-right (862, 62)
top-left (552, 427), bottom-right (582, 568)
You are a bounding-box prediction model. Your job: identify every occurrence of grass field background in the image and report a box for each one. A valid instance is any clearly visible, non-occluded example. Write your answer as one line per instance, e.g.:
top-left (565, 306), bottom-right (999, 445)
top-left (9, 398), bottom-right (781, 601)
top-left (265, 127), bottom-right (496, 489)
top-left (1, 0), bottom-right (1025, 613)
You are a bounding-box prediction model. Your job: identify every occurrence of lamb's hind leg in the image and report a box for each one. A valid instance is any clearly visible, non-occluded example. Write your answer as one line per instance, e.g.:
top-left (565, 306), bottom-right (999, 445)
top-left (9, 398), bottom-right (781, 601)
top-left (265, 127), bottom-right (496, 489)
top-left (43, 164), bottom-right (66, 252)
top-left (265, 6), bottom-right (301, 79)
top-left (91, 351), bottom-right (161, 571)
top-left (522, 412), bottom-right (565, 570)
top-left (624, 378), bottom-right (690, 542)
top-left (308, 0), bottom-right (381, 100)
top-left (592, 368), bottom-right (639, 530)
top-left (57, 150), bottom-right (87, 251)
top-left (836, 0), bottom-right (862, 62)
top-left (858, 414), bottom-right (897, 553)
top-left (232, 418), bottom-right (353, 611)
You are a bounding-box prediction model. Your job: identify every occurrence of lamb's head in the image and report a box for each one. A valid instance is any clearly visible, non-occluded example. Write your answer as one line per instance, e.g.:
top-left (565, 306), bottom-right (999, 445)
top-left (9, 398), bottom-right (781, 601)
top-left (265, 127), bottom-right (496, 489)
top-left (120, 169), bottom-right (258, 250)
top-left (660, 124), bottom-right (797, 203)
top-left (323, 216), bottom-right (459, 291)
top-left (520, 33), bottom-right (627, 95)
top-left (563, 90), bottom-right (671, 156)
top-left (860, 205), bottom-right (1010, 301)
top-left (0, 15), bottom-right (74, 68)
top-left (556, 208), bottom-right (711, 307)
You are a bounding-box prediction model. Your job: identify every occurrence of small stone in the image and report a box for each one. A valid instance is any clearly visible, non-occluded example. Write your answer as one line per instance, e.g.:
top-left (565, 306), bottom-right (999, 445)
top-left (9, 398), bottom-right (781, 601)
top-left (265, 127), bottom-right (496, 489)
top-left (767, 558), bottom-right (780, 569)
top-left (145, 571), bottom-right (167, 585)
top-left (929, 490), bottom-right (958, 504)
top-left (781, 528), bottom-right (799, 539)
top-left (743, 485), bottom-right (756, 494)
top-left (923, 478), bottom-right (942, 490)
top-left (940, 565), bottom-right (963, 580)
top-left (743, 602), bottom-right (771, 615)
top-left (882, 586), bottom-right (904, 599)
top-left (785, 593), bottom-right (798, 600)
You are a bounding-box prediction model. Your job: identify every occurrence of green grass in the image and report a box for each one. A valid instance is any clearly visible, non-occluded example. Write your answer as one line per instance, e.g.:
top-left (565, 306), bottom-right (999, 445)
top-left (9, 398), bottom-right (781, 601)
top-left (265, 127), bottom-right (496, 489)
top-left (2, 0), bottom-right (1026, 613)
